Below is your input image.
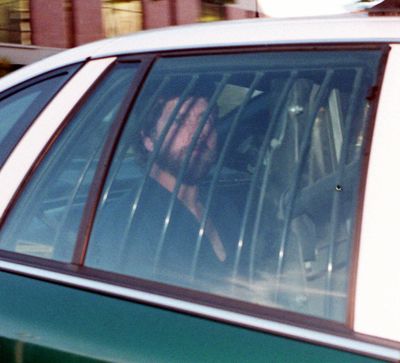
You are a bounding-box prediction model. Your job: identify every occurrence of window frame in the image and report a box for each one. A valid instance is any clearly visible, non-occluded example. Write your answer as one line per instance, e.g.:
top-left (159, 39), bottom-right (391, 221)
top-left (0, 44), bottom-right (396, 360)
top-left (0, 59), bottom-right (147, 263)
top-left (0, 58), bottom-right (117, 223)
top-left (0, 63), bottom-right (82, 167)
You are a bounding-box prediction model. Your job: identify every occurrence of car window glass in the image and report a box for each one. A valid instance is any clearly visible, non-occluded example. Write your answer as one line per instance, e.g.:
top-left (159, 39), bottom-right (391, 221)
top-left (0, 66), bottom-right (79, 165)
top-left (0, 62), bottom-right (139, 262)
top-left (87, 50), bottom-right (381, 322)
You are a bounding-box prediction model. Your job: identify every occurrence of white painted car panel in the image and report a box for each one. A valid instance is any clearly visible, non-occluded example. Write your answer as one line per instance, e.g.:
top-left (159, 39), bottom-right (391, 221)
top-left (92, 16), bottom-right (400, 58)
top-left (0, 15), bottom-right (399, 357)
top-left (355, 44), bottom-right (400, 343)
top-left (0, 38), bottom-right (115, 93)
top-left (1, 16), bottom-right (400, 93)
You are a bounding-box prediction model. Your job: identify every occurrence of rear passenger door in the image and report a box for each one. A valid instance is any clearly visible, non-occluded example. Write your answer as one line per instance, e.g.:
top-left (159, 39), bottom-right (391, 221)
top-left (0, 47), bottom-right (395, 361)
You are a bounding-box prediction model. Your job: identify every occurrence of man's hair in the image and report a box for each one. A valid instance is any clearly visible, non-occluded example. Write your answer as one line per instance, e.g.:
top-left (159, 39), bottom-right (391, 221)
top-left (132, 79), bottom-right (215, 165)
top-left (141, 80), bottom-right (214, 139)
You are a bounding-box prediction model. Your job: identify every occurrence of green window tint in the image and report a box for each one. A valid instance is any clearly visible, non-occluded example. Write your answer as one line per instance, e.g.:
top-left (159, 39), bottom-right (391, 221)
top-left (0, 65), bottom-right (80, 165)
top-left (0, 62), bottom-right (139, 262)
top-left (86, 50), bottom-right (382, 322)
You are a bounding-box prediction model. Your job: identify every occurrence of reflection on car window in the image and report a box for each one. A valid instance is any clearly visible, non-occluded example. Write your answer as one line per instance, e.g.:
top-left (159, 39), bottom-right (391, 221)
top-left (86, 50), bottom-right (381, 322)
top-left (0, 62), bottom-right (139, 262)
top-left (0, 66), bottom-right (79, 166)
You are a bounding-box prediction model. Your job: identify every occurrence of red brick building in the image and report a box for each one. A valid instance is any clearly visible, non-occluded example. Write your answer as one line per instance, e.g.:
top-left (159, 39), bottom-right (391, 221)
top-left (0, 0), bottom-right (264, 71)
top-left (0, 0), bottom-right (262, 50)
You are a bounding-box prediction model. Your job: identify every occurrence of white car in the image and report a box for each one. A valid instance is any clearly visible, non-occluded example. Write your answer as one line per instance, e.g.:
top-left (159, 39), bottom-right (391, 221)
top-left (0, 15), bottom-right (399, 362)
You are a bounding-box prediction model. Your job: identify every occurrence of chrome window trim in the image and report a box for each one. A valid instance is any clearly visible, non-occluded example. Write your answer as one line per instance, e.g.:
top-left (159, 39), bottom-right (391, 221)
top-left (355, 44), bottom-right (400, 342)
top-left (0, 259), bottom-right (398, 361)
top-left (0, 57), bottom-right (116, 218)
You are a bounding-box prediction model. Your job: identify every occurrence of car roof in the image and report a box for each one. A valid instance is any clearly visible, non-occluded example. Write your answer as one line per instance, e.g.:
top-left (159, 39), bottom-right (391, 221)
top-left (95, 15), bottom-right (400, 56)
top-left (1, 15), bottom-right (399, 92)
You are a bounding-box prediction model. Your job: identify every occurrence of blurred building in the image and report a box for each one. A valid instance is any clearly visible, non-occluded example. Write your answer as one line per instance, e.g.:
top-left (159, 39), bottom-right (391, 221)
top-left (1, 0), bottom-right (395, 72)
top-left (0, 1), bottom-right (262, 46)
top-left (0, 0), bottom-right (265, 71)
top-left (368, 0), bottom-right (400, 15)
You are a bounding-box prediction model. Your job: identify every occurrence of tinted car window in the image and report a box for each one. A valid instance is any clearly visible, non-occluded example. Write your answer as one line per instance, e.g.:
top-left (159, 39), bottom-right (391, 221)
top-left (0, 62), bottom-right (139, 262)
top-left (0, 65), bottom-right (79, 165)
top-left (86, 50), bottom-right (382, 322)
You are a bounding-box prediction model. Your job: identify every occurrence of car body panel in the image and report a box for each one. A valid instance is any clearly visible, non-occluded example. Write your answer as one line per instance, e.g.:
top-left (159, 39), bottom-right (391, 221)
top-left (0, 259), bottom-right (399, 361)
top-left (1, 16), bottom-right (400, 94)
top-left (355, 44), bottom-right (400, 342)
top-left (91, 16), bottom-right (400, 58)
top-left (0, 269), bottom-right (386, 362)
top-left (0, 15), bottom-right (400, 362)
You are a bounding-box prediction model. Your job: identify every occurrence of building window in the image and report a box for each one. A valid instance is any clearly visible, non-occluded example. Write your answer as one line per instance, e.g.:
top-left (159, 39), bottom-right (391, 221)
top-left (201, 0), bottom-right (231, 21)
top-left (102, 0), bottom-right (142, 37)
top-left (0, 0), bottom-right (31, 44)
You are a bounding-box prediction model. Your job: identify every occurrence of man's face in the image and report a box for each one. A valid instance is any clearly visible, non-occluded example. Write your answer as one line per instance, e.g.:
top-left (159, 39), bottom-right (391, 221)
top-left (145, 96), bottom-right (218, 184)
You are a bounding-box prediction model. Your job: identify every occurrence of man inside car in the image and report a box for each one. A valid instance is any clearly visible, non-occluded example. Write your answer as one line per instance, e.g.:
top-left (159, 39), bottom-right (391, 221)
top-left (89, 84), bottom-right (241, 286)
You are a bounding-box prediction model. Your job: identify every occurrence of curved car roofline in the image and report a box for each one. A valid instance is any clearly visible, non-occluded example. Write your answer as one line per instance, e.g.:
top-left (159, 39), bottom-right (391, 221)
top-left (1, 15), bottom-right (399, 93)
top-left (93, 15), bottom-right (400, 57)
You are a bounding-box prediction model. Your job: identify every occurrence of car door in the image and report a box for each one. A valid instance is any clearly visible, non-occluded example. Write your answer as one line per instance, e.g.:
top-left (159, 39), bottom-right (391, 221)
top-left (0, 46), bottom-right (398, 362)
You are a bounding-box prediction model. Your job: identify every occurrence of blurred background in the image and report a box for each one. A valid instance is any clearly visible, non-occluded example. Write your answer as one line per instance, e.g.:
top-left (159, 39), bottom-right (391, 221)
top-left (0, 0), bottom-right (394, 75)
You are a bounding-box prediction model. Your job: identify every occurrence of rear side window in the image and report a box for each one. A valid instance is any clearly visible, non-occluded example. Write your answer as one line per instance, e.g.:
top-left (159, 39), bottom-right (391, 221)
top-left (0, 65), bottom-right (80, 165)
top-left (0, 62), bottom-right (139, 262)
top-left (86, 49), bottom-right (382, 322)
